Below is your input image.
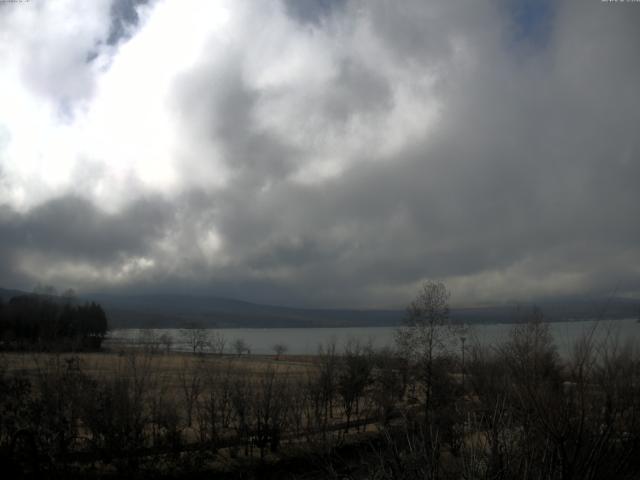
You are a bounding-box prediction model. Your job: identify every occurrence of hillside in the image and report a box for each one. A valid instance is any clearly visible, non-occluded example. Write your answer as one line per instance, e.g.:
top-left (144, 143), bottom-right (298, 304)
top-left (1, 287), bottom-right (638, 328)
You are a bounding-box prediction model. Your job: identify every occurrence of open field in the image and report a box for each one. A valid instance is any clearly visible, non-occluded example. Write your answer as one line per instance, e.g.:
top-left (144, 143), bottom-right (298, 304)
top-left (1, 350), bottom-right (316, 380)
top-left (4, 318), bottom-right (640, 479)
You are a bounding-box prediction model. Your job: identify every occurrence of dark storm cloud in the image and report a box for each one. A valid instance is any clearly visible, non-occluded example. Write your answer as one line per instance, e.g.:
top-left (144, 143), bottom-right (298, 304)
top-left (175, 0), bottom-right (640, 306)
top-left (0, 195), bottom-right (171, 274)
top-left (2, 0), bottom-right (640, 307)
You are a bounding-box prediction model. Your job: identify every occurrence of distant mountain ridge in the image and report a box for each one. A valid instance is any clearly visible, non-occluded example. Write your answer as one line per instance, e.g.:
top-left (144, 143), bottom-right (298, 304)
top-left (1, 287), bottom-right (638, 328)
top-left (87, 293), bottom-right (402, 328)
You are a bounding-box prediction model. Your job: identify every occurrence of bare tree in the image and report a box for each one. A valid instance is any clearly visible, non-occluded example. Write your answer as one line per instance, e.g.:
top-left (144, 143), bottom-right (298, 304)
top-left (233, 338), bottom-right (250, 356)
top-left (338, 339), bottom-right (373, 432)
top-left (181, 322), bottom-right (209, 354)
top-left (159, 332), bottom-right (173, 354)
top-left (272, 343), bottom-right (288, 360)
top-left (197, 361), bottom-right (235, 445)
top-left (501, 306), bottom-right (560, 388)
top-left (229, 371), bottom-right (253, 456)
top-left (178, 358), bottom-right (203, 428)
top-left (209, 331), bottom-right (226, 355)
top-left (250, 366), bottom-right (288, 457)
top-left (396, 280), bottom-right (452, 420)
top-left (369, 347), bottom-right (408, 425)
top-left (316, 339), bottom-right (339, 430)
top-left (138, 329), bottom-right (161, 354)
top-left (286, 378), bottom-right (309, 437)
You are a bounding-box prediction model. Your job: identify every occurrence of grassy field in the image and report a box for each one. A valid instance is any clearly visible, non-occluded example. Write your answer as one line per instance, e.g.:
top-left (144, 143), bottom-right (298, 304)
top-left (1, 350), bottom-right (315, 380)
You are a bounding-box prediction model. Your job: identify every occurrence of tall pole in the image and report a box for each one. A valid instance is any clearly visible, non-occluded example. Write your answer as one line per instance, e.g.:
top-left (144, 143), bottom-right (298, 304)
top-left (461, 336), bottom-right (466, 392)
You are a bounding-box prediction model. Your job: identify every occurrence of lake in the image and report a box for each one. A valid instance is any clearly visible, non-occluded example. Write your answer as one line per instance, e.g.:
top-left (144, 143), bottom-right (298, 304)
top-left (105, 318), bottom-right (640, 357)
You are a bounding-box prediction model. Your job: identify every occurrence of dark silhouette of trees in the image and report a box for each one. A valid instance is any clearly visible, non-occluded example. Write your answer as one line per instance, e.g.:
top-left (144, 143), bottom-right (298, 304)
top-left (316, 340), bottom-right (339, 430)
top-left (180, 322), bottom-right (209, 354)
top-left (396, 280), bottom-right (453, 423)
top-left (209, 331), bottom-right (226, 355)
top-left (338, 339), bottom-right (373, 432)
top-left (159, 332), bottom-right (173, 354)
top-left (272, 343), bottom-right (288, 360)
top-left (232, 338), bottom-right (250, 356)
top-left (0, 293), bottom-right (108, 350)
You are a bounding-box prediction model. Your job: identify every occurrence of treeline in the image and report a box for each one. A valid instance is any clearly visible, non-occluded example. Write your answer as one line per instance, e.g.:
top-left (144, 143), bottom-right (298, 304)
top-left (0, 294), bottom-right (108, 350)
top-left (2, 282), bottom-right (640, 478)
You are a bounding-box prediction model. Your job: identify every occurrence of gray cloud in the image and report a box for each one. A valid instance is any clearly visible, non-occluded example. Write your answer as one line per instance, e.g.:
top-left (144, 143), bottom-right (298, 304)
top-left (20, 195), bottom-right (169, 260)
top-left (106, 0), bottom-right (150, 46)
top-left (0, 195), bottom-right (171, 289)
top-left (1, 0), bottom-right (639, 307)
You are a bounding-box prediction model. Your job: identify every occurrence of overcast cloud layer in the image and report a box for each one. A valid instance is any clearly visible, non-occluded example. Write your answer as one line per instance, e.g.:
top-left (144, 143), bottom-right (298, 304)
top-left (1, 0), bottom-right (639, 307)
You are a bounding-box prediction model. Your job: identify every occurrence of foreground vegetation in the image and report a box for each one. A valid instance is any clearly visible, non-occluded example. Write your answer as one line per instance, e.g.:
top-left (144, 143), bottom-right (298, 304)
top-left (1, 283), bottom-right (640, 479)
top-left (2, 326), bottom-right (639, 478)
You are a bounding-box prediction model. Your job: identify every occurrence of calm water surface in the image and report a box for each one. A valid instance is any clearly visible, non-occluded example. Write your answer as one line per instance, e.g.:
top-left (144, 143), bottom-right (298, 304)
top-left (106, 318), bottom-right (640, 356)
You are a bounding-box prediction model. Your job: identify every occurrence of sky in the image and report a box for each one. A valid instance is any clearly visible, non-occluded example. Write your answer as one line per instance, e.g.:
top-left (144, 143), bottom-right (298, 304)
top-left (0, 0), bottom-right (639, 308)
